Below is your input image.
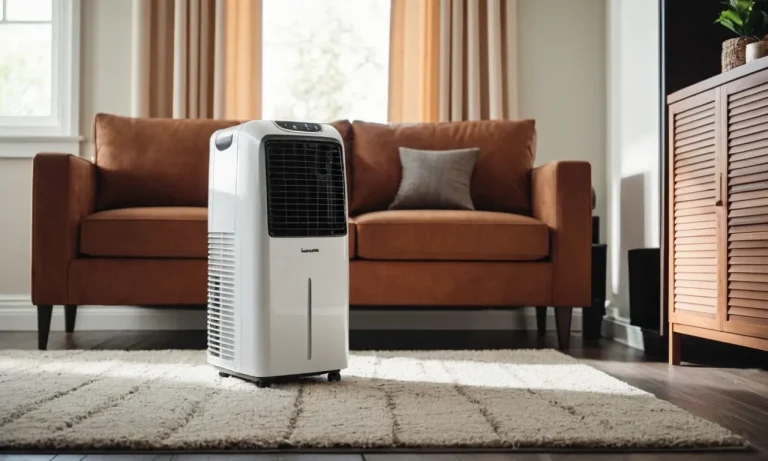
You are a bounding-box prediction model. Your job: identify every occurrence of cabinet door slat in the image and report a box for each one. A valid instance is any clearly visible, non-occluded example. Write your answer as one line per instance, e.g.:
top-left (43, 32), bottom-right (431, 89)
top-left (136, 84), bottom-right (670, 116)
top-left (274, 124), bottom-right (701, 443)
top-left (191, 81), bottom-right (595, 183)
top-left (729, 248), bottom-right (768, 256)
top-left (729, 137), bottom-right (768, 155)
top-left (678, 104), bottom-right (715, 124)
top-left (729, 281), bottom-right (768, 292)
top-left (729, 97), bottom-right (768, 117)
top-left (730, 103), bottom-right (768, 123)
top-left (729, 205), bottom-right (768, 217)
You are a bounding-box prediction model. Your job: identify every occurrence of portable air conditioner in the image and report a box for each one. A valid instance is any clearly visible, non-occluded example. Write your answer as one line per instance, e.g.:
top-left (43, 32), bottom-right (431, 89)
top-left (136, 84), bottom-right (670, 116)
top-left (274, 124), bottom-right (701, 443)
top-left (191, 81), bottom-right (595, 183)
top-left (207, 120), bottom-right (349, 388)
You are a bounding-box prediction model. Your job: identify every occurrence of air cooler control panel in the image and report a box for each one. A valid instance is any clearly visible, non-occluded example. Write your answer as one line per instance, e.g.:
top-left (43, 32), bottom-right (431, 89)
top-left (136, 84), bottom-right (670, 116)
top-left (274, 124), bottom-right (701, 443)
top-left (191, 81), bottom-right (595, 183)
top-left (274, 120), bottom-right (323, 133)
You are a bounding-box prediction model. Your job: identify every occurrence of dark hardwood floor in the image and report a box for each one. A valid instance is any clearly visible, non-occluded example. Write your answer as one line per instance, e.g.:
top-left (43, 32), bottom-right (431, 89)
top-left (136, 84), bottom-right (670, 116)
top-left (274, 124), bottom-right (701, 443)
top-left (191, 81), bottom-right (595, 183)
top-left (1, 330), bottom-right (767, 461)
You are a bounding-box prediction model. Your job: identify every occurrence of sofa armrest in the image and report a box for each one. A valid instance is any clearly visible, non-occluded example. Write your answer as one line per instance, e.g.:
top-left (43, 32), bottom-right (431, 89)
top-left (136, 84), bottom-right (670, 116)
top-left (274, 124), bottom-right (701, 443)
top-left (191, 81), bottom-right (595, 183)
top-left (32, 153), bottom-right (96, 305)
top-left (532, 161), bottom-right (591, 307)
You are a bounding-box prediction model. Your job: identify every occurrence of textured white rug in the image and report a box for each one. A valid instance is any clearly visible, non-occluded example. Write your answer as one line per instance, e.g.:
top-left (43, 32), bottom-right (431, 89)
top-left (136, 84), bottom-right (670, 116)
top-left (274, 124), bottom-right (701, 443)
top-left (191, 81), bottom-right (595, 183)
top-left (0, 349), bottom-right (745, 450)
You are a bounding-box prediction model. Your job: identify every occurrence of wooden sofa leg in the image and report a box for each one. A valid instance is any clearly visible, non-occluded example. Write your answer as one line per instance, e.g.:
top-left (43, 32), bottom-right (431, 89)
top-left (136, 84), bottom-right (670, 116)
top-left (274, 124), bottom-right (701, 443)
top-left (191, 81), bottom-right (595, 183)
top-left (554, 307), bottom-right (573, 350)
top-left (37, 305), bottom-right (53, 350)
top-left (535, 306), bottom-right (547, 337)
top-left (65, 305), bottom-right (78, 333)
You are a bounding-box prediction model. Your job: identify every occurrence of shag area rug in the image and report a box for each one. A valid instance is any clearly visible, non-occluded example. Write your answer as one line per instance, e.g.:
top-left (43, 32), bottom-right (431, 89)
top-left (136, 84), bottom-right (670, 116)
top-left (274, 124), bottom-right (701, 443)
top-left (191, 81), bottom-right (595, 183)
top-left (0, 349), bottom-right (745, 451)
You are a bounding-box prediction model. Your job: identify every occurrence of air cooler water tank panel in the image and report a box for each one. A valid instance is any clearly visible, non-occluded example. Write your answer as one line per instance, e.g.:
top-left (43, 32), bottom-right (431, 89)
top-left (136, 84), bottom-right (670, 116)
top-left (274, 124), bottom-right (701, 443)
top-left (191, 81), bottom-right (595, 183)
top-left (208, 127), bottom-right (239, 233)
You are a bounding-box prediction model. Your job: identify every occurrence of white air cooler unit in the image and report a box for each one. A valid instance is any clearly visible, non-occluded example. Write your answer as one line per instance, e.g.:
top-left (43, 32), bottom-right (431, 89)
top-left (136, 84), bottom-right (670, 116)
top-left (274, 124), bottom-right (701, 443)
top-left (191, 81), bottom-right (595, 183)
top-left (207, 120), bottom-right (349, 388)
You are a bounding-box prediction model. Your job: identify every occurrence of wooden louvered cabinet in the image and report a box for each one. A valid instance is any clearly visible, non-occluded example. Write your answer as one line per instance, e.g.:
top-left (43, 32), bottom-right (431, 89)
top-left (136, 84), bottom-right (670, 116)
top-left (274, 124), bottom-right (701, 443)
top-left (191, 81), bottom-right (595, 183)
top-left (668, 62), bottom-right (768, 363)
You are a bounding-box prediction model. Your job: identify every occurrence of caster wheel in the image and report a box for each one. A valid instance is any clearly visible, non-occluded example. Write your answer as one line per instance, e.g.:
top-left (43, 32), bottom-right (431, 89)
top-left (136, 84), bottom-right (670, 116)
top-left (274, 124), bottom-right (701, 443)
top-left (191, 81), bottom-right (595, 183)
top-left (256, 380), bottom-right (270, 388)
top-left (328, 371), bottom-right (341, 382)
top-left (218, 372), bottom-right (230, 378)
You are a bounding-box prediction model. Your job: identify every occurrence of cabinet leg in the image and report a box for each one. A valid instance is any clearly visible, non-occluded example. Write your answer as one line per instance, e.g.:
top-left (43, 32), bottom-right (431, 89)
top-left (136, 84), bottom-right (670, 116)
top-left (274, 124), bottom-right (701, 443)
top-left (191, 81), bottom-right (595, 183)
top-left (37, 305), bottom-right (53, 350)
top-left (535, 306), bottom-right (547, 337)
top-left (554, 307), bottom-right (573, 350)
top-left (669, 328), bottom-right (681, 365)
top-left (64, 305), bottom-right (78, 333)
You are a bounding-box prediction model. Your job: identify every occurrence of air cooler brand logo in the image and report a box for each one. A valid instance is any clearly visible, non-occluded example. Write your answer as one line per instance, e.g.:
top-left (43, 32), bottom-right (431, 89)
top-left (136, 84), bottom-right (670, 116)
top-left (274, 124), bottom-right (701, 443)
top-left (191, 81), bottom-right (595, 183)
top-left (301, 248), bottom-right (319, 253)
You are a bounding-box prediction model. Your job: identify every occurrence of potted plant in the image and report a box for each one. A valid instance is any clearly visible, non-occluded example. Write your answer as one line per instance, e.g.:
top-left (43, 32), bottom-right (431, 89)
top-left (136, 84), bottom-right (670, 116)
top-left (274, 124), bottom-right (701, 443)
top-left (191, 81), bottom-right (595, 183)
top-left (716, 0), bottom-right (768, 71)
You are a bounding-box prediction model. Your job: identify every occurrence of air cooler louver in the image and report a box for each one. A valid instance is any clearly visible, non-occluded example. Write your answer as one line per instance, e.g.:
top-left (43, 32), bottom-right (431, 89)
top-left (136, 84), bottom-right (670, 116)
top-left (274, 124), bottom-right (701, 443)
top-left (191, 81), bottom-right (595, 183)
top-left (207, 232), bottom-right (236, 361)
top-left (265, 140), bottom-right (347, 238)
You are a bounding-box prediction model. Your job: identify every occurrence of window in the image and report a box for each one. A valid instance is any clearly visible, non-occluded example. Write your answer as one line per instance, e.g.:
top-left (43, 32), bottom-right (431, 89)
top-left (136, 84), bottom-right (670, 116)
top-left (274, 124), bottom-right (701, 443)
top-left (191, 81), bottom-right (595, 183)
top-left (262, 0), bottom-right (391, 123)
top-left (0, 0), bottom-right (79, 141)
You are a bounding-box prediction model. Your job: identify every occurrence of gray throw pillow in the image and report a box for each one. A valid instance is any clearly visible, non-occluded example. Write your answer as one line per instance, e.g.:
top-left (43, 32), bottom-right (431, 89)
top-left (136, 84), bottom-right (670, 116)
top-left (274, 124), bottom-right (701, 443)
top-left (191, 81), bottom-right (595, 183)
top-left (389, 147), bottom-right (479, 210)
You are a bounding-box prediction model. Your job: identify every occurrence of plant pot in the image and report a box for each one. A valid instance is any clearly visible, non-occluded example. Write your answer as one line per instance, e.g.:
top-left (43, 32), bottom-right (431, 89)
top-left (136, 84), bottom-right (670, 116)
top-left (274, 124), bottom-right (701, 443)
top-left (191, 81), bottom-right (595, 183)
top-left (722, 37), bottom-right (759, 72)
top-left (746, 40), bottom-right (768, 63)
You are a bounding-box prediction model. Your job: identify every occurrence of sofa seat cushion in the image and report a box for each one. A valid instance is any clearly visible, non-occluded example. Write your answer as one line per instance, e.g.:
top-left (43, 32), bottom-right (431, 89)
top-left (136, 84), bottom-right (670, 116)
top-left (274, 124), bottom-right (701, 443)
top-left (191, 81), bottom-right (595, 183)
top-left (81, 207), bottom-right (207, 258)
top-left (81, 207), bottom-right (359, 259)
top-left (355, 210), bottom-right (549, 261)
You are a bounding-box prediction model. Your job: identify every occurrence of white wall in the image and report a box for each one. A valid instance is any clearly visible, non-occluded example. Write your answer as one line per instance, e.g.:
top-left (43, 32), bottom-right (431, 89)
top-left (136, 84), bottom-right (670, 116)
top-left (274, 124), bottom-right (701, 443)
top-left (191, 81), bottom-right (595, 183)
top-left (0, 0), bottom-right (133, 300)
top-left (518, 0), bottom-right (607, 230)
top-left (605, 0), bottom-right (660, 320)
top-left (79, 0), bottom-right (134, 158)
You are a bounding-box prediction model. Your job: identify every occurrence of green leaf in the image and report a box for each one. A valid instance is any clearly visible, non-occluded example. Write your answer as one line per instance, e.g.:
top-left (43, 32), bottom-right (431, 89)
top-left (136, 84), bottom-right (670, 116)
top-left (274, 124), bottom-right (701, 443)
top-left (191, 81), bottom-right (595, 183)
top-left (717, 0), bottom-right (768, 37)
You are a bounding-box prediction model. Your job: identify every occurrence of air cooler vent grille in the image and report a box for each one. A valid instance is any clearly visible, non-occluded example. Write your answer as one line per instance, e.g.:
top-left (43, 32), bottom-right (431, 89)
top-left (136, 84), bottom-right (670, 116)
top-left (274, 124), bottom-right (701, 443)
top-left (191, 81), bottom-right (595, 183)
top-left (265, 139), bottom-right (347, 237)
top-left (207, 232), bottom-right (236, 361)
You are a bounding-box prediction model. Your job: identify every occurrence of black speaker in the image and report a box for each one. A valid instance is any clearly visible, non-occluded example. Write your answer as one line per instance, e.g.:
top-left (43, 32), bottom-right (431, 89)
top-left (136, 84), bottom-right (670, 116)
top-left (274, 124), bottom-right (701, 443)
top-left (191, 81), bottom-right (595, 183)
top-left (628, 248), bottom-right (661, 331)
top-left (592, 216), bottom-right (600, 244)
top-left (582, 244), bottom-right (607, 340)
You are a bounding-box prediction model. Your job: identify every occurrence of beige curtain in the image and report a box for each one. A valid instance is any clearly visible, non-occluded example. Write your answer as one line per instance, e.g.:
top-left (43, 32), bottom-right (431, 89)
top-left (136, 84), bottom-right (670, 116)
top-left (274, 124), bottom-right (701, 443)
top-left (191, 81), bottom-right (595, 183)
top-left (131, 0), bottom-right (262, 120)
top-left (388, 0), bottom-right (440, 123)
top-left (388, 0), bottom-right (518, 123)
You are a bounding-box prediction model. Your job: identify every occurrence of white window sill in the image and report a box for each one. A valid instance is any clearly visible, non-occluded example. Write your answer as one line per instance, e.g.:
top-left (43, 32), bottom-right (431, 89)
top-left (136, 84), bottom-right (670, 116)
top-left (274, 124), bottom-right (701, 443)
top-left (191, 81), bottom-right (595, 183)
top-left (0, 135), bottom-right (85, 159)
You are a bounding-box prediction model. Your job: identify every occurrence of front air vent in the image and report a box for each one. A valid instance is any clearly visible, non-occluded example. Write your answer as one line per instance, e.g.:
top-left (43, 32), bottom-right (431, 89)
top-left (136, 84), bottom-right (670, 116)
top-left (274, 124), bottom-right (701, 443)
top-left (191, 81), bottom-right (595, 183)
top-left (265, 139), bottom-right (347, 238)
top-left (207, 232), bottom-right (236, 361)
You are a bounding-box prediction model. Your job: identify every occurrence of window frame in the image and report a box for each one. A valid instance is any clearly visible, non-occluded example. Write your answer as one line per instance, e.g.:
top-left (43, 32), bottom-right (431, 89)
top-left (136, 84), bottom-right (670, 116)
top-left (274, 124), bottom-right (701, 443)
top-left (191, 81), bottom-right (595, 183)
top-left (0, 0), bottom-right (81, 157)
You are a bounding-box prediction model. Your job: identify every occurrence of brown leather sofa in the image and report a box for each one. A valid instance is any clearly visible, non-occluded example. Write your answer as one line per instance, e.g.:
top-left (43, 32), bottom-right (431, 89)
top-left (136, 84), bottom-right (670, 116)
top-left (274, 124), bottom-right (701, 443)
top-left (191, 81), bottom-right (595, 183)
top-left (32, 114), bottom-right (592, 350)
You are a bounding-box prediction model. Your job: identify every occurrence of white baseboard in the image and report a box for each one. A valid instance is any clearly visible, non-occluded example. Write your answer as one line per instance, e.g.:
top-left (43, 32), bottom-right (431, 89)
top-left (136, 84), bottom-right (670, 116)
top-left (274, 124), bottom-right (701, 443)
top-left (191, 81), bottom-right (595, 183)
top-left (600, 303), bottom-right (645, 351)
top-left (0, 295), bottom-right (582, 332)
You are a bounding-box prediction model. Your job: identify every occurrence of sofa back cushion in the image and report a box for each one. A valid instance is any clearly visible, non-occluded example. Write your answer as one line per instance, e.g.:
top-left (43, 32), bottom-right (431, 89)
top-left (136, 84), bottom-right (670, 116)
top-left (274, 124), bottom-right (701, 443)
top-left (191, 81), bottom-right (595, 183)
top-left (93, 114), bottom-right (355, 211)
top-left (94, 114), bottom-right (240, 210)
top-left (332, 119), bottom-right (354, 205)
top-left (349, 119), bottom-right (537, 216)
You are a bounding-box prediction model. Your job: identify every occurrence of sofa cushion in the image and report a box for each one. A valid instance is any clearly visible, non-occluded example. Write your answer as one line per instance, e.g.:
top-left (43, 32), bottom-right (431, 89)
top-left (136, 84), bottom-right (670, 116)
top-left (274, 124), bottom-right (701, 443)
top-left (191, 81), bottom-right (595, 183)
top-left (355, 210), bottom-right (549, 261)
top-left (94, 114), bottom-right (241, 211)
top-left (350, 120), bottom-right (537, 216)
top-left (332, 119), bottom-right (354, 205)
top-left (81, 206), bottom-right (359, 260)
top-left (389, 147), bottom-right (479, 210)
top-left (93, 114), bottom-right (355, 211)
top-left (81, 207), bottom-right (208, 258)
